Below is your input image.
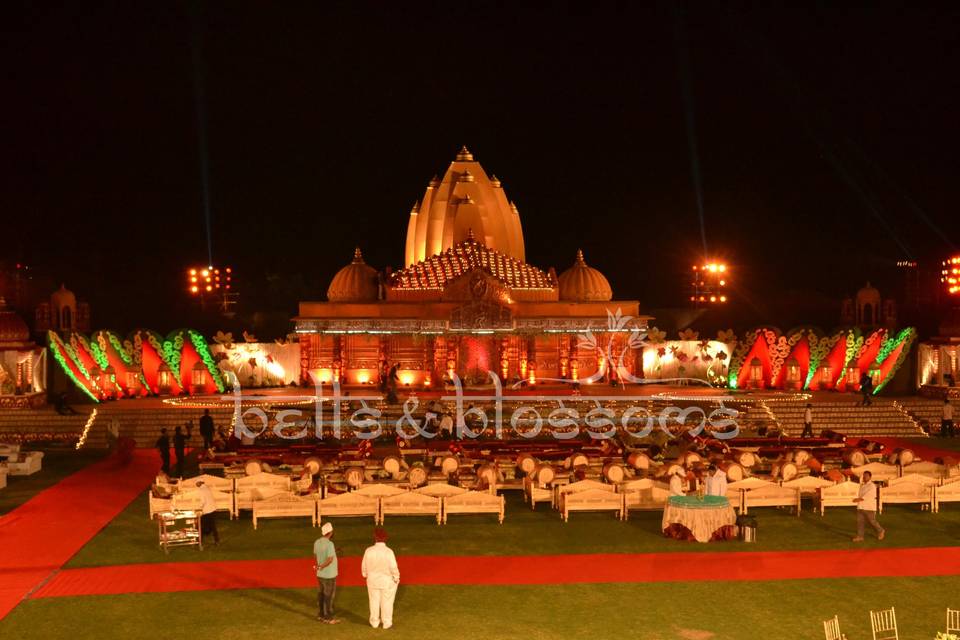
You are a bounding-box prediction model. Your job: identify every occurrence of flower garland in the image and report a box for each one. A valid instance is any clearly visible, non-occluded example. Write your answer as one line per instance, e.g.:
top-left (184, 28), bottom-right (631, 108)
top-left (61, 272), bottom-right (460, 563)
top-left (805, 331), bottom-right (841, 389)
top-left (188, 329), bottom-right (226, 392)
top-left (873, 327), bottom-right (917, 394)
top-left (47, 331), bottom-right (100, 402)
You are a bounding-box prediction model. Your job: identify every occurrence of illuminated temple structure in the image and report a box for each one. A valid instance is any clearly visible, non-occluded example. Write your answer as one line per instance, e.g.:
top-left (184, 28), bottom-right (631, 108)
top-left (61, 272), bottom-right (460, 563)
top-left (296, 147), bottom-right (650, 387)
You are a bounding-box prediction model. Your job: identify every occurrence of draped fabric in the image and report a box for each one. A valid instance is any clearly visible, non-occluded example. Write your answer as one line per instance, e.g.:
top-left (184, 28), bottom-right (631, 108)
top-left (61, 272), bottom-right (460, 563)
top-left (661, 496), bottom-right (736, 543)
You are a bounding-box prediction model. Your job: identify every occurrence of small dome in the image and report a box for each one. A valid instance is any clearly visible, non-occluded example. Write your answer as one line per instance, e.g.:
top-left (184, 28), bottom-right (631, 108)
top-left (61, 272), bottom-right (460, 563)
top-left (558, 250), bottom-right (613, 302)
top-left (51, 283), bottom-right (76, 310)
top-left (327, 248), bottom-right (379, 302)
top-left (0, 297), bottom-right (31, 347)
top-left (856, 281), bottom-right (881, 305)
top-left (455, 145), bottom-right (474, 161)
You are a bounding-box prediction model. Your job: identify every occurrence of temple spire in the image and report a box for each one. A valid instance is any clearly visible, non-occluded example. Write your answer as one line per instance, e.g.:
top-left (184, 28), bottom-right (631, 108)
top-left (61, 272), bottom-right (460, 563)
top-left (456, 145), bottom-right (474, 161)
top-left (352, 247), bottom-right (366, 264)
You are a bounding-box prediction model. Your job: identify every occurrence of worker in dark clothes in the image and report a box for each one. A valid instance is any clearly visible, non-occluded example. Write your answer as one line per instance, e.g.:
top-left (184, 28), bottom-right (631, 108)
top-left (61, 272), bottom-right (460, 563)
top-left (199, 409), bottom-right (215, 450)
top-left (155, 428), bottom-right (171, 474)
top-left (173, 424), bottom-right (191, 477)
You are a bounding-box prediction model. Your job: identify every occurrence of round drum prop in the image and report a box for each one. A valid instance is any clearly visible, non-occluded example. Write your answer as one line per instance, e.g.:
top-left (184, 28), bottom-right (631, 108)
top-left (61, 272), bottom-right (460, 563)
top-left (407, 463), bottom-right (427, 488)
top-left (887, 448), bottom-right (915, 466)
top-left (602, 462), bottom-right (625, 484)
top-left (627, 452), bottom-right (651, 470)
top-left (732, 450), bottom-right (757, 468)
top-left (778, 461), bottom-right (798, 481)
top-left (564, 453), bottom-right (589, 470)
top-left (440, 455), bottom-right (459, 476)
top-left (244, 460), bottom-right (263, 476)
top-left (842, 448), bottom-right (868, 467)
top-left (303, 457), bottom-right (322, 476)
top-left (344, 467), bottom-right (364, 489)
top-left (516, 453), bottom-right (537, 475)
top-left (793, 450), bottom-right (811, 467)
top-left (529, 463), bottom-right (555, 487)
top-left (719, 461), bottom-right (744, 482)
top-left (382, 455), bottom-right (402, 477)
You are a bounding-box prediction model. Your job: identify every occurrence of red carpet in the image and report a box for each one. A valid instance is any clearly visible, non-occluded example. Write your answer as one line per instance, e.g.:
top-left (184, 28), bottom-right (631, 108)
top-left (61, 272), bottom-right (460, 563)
top-left (0, 450), bottom-right (158, 618)
top-left (30, 545), bottom-right (960, 599)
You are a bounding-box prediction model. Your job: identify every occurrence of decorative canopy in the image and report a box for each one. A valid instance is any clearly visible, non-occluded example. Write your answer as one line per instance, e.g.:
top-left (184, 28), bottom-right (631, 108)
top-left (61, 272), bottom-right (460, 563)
top-left (390, 233), bottom-right (552, 292)
top-left (557, 249), bottom-right (613, 302)
top-left (327, 247), bottom-right (379, 302)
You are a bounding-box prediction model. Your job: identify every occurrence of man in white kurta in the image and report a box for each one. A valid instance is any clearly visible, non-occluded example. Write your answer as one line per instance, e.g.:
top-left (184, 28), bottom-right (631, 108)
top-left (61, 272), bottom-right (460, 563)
top-left (705, 465), bottom-right (727, 497)
top-left (361, 527), bottom-right (400, 629)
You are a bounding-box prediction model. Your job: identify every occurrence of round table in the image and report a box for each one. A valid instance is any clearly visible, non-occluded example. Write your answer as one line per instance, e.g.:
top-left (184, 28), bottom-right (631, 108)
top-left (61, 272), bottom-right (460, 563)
top-left (661, 495), bottom-right (736, 542)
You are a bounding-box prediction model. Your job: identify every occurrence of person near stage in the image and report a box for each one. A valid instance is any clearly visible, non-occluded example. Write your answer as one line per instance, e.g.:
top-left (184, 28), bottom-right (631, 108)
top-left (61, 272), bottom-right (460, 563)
top-left (859, 372), bottom-right (873, 406)
top-left (942, 398), bottom-right (954, 438)
top-left (362, 527), bottom-right (400, 629)
top-left (852, 470), bottom-right (885, 542)
top-left (801, 403), bottom-right (814, 438)
top-left (705, 464), bottom-right (727, 497)
top-left (196, 480), bottom-right (220, 545)
top-left (438, 413), bottom-right (454, 439)
top-left (155, 428), bottom-right (171, 474)
top-left (669, 468), bottom-right (685, 496)
top-left (173, 424), bottom-right (191, 477)
top-left (199, 409), bottom-right (215, 449)
top-left (314, 522), bottom-right (340, 624)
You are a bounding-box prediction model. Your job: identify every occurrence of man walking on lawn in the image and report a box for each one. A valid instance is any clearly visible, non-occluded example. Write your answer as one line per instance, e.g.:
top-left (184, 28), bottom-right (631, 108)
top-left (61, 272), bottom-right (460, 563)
top-left (852, 470), bottom-right (885, 542)
top-left (314, 522), bottom-right (340, 624)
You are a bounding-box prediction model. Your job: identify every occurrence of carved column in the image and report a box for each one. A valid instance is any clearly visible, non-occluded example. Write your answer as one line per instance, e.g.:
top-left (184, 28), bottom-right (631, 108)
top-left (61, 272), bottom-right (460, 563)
top-left (569, 333), bottom-right (579, 381)
top-left (298, 336), bottom-right (311, 385)
top-left (559, 334), bottom-right (570, 379)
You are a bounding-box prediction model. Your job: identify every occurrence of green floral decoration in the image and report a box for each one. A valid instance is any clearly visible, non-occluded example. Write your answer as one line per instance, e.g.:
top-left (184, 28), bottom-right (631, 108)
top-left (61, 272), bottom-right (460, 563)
top-left (188, 329), bottom-right (226, 392)
top-left (873, 327), bottom-right (917, 394)
top-left (47, 331), bottom-right (100, 402)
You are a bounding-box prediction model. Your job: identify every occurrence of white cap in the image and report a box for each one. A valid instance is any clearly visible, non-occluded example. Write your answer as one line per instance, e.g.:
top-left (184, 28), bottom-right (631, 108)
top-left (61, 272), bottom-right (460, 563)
top-left (321, 522), bottom-right (333, 535)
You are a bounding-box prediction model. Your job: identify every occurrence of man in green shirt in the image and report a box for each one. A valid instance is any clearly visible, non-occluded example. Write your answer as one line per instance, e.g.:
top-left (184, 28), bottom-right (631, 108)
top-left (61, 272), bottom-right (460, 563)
top-left (313, 522), bottom-right (340, 624)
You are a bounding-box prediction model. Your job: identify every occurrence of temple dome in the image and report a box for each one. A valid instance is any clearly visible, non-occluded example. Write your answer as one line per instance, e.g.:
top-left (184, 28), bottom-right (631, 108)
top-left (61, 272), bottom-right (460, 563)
top-left (327, 248), bottom-right (379, 302)
top-left (0, 297), bottom-right (31, 348)
top-left (855, 282), bottom-right (881, 306)
top-left (405, 146), bottom-right (525, 266)
top-left (558, 250), bottom-right (613, 302)
top-left (51, 284), bottom-right (76, 311)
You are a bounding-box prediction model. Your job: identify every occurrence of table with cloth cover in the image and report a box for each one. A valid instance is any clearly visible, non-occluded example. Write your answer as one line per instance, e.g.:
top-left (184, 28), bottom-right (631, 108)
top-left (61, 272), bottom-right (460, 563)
top-left (661, 495), bottom-right (736, 542)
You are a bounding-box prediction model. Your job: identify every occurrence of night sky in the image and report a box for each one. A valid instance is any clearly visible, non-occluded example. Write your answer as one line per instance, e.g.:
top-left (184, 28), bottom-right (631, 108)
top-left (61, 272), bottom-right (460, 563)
top-left (5, 1), bottom-right (959, 336)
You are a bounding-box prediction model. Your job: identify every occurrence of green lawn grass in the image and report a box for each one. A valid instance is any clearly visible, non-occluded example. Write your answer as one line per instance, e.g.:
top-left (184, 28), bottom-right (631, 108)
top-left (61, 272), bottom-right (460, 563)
top-left (65, 489), bottom-right (960, 568)
top-left (3, 577), bottom-right (957, 640)
top-left (0, 449), bottom-right (106, 515)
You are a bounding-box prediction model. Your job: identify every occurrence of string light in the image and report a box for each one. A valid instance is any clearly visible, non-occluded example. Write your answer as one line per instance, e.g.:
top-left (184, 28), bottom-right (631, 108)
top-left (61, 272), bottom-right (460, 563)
top-left (75, 408), bottom-right (98, 450)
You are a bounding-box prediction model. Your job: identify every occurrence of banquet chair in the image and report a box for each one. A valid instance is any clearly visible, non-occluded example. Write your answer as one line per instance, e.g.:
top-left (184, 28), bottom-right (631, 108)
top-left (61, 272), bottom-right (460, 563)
top-left (948, 608), bottom-right (960, 635)
top-left (823, 614), bottom-right (846, 640)
top-left (870, 607), bottom-right (898, 640)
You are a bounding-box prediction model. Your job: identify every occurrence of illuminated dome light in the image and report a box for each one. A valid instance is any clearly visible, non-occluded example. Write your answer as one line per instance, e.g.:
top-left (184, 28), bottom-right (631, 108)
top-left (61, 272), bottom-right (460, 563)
top-left (405, 146), bottom-right (525, 266)
top-left (557, 249), bottom-right (613, 302)
top-left (327, 247), bottom-right (379, 302)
